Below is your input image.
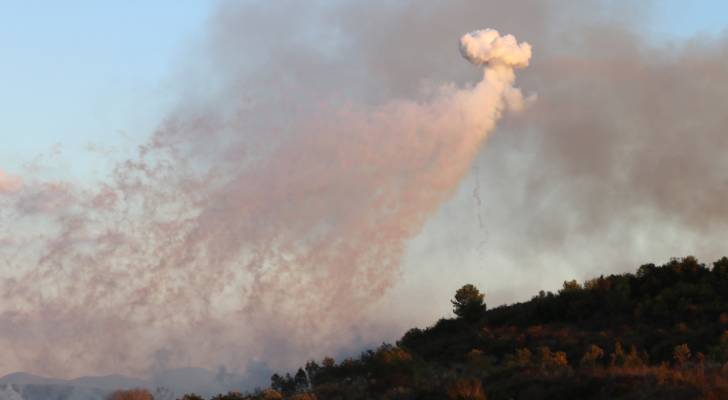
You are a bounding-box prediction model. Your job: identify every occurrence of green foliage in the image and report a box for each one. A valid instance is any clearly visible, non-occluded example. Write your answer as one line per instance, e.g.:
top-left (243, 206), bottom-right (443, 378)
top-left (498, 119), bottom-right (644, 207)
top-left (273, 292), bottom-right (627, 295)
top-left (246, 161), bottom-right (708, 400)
top-left (504, 347), bottom-right (532, 369)
top-left (537, 346), bottom-right (569, 370)
top-left (293, 369), bottom-right (309, 392)
top-left (720, 331), bottom-right (728, 362)
top-left (260, 390), bottom-right (283, 400)
top-left (580, 344), bottom-right (604, 368)
top-left (194, 256), bottom-right (728, 400)
top-left (560, 280), bottom-right (582, 293)
top-left (210, 392), bottom-right (250, 400)
top-left (109, 389), bottom-right (153, 400)
top-left (446, 378), bottom-right (486, 400)
top-left (623, 345), bottom-right (646, 368)
top-left (179, 395), bottom-right (205, 400)
top-left (466, 348), bottom-right (495, 373)
top-left (673, 343), bottom-right (691, 366)
top-left (270, 373), bottom-right (298, 396)
top-left (452, 284), bottom-right (486, 321)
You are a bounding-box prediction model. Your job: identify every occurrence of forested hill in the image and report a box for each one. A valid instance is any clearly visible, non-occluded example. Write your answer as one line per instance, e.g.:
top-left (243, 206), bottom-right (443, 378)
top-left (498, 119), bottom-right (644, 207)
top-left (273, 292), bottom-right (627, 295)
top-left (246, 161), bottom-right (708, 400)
top-left (170, 256), bottom-right (728, 400)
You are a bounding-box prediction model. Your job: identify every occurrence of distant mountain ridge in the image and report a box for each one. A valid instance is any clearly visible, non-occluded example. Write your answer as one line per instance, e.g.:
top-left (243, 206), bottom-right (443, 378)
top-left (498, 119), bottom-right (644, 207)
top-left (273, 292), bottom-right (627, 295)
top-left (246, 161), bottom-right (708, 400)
top-left (0, 371), bottom-right (150, 400)
top-left (0, 367), bottom-right (248, 400)
top-left (0, 372), bottom-right (66, 386)
top-left (0, 372), bottom-right (149, 390)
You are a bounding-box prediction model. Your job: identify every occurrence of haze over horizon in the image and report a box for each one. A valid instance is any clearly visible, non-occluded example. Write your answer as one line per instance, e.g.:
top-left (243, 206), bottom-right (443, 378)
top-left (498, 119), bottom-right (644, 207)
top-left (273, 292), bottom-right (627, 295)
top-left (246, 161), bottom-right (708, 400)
top-left (1, 0), bottom-right (728, 390)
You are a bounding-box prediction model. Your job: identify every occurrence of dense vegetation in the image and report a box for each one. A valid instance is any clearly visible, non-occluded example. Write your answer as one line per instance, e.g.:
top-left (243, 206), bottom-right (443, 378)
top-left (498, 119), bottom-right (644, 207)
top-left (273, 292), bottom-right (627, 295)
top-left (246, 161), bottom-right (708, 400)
top-left (118, 256), bottom-right (728, 400)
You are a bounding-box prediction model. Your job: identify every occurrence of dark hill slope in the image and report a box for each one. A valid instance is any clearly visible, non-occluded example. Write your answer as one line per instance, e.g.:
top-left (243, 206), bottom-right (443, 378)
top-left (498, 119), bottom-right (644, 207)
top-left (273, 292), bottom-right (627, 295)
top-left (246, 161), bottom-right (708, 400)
top-left (192, 257), bottom-right (728, 400)
top-left (401, 256), bottom-right (728, 368)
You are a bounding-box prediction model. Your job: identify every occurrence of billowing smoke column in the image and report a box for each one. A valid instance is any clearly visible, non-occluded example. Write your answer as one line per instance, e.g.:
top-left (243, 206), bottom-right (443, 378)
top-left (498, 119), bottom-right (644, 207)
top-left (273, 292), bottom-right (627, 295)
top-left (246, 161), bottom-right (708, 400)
top-left (0, 29), bottom-right (530, 379)
top-left (460, 29), bottom-right (534, 114)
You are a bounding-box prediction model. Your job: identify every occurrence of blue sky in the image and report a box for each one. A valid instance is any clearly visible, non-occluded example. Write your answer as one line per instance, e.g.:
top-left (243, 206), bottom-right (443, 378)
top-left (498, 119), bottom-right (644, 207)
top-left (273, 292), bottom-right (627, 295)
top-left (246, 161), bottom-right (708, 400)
top-left (0, 1), bottom-right (215, 179)
top-left (653, 0), bottom-right (728, 38)
top-left (0, 0), bottom-right (726, 180)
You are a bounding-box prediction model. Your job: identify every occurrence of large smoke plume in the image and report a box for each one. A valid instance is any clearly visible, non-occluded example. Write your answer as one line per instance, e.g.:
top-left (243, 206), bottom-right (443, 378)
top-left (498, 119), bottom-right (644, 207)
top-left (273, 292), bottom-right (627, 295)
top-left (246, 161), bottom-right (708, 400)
top-left (0, 16), bottom-right (530, 379)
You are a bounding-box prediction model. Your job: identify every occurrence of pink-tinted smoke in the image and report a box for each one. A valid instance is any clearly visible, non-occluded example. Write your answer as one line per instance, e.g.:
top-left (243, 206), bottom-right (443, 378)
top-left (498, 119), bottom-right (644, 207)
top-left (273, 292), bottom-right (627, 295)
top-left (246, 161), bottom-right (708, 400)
top-left (0, 170), bottom-right (22, 194)
top-left (0, 29), bottom-right (531, 378)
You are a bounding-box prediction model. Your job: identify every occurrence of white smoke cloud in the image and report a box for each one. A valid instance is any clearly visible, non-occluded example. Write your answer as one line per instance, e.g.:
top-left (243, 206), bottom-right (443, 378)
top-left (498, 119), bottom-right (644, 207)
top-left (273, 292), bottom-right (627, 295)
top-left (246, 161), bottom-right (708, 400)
top-left (459, 29), bottom-right (532, 69)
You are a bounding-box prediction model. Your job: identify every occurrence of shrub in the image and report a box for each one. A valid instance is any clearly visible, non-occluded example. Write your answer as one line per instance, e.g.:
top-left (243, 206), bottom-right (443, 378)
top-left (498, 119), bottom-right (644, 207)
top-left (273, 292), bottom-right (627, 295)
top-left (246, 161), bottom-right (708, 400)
top-left (452, 284), bottom-right (486, 321)
top-left (580, 344), bottom-right (605, 368)
top-left (179, 394), bottom-right (205, 400)
top-left (446, 378), bottom-right (486, 400)
top-left (674, 344), bottom-right (691, 366)
top-left (108, 389), bottom-right (153, 400)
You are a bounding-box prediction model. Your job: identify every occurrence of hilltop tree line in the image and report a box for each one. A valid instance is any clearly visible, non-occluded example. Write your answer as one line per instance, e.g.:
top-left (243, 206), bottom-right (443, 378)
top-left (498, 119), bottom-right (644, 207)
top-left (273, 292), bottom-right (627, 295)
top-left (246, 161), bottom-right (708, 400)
top-left (110, 256), bottom-right (728, 399)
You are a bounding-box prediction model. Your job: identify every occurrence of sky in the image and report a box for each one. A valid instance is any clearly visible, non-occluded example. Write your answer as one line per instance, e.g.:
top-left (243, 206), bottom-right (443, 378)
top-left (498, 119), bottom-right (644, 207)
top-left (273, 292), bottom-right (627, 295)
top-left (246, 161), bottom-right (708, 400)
top-left (1, 0), bottom-right (727, 177)
top-left (653, 0), bottom-right (728, 38)
top-left (1, 0), bottom-right (728, 390)
top-left (0, 1), bottom-right (212, 179)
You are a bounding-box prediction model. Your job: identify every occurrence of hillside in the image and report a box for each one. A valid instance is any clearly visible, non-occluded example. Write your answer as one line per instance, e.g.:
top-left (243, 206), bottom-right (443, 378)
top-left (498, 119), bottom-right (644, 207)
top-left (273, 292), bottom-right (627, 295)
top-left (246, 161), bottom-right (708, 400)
top-left (176, 256), bottom-right (728, 400)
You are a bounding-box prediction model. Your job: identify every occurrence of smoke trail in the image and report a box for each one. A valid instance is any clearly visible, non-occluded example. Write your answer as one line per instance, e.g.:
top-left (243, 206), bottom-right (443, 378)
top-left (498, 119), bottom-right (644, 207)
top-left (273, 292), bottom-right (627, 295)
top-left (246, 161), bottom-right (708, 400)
top-left (0, 29), bottom-right (531, 378)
